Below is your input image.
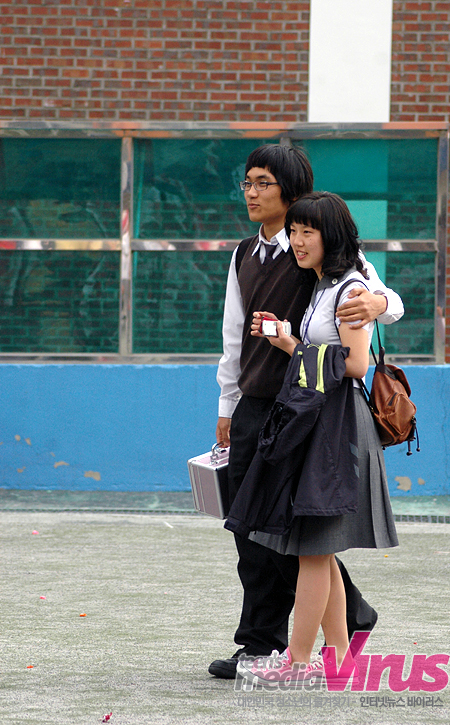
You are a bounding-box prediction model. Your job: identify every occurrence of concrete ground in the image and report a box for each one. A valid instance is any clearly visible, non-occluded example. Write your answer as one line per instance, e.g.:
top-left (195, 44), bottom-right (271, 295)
top-left (0, 508), bottom-right (449, 725)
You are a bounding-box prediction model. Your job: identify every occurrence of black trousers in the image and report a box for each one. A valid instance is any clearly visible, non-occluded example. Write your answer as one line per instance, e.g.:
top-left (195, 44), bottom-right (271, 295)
top-left (229, 394), bottom-right (378, 657)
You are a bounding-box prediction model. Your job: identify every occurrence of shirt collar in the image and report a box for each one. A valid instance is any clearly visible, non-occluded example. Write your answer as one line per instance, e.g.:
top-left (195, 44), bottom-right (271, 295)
top-left (251, 226), bottom-right (290, 256)
top-left (316, 266), bottom-right (358, 291)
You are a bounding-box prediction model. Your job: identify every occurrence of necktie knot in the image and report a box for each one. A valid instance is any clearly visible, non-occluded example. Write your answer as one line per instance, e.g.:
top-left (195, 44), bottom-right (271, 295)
top-left (263, 243), bottom-right (277, 265)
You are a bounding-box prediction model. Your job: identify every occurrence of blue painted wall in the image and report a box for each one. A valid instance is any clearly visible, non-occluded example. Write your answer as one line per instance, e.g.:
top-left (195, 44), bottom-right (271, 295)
top-left (0, 363), bottom-right (448, 497)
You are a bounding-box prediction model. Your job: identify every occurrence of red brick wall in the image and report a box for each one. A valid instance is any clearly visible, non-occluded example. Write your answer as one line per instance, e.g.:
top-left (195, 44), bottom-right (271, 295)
top-left (2, 0), bottom-right (447, 124)
top-left (391, 0), bottom-right (450, 121)
top-left (0, 0), bottom-right (310, 122)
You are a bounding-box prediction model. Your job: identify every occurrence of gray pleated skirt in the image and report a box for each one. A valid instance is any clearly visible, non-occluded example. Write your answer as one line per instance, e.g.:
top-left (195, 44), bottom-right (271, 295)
top-left (249, 388), bottom-right (399, 556)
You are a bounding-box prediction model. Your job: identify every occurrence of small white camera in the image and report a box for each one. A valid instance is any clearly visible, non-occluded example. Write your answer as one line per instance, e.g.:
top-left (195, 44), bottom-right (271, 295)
top-left (260, 318), bottom-right (292, 337)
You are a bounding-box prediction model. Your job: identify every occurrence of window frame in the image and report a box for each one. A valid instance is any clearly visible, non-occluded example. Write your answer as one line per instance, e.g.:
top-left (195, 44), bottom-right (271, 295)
top-left (0, 121), bottom-right (447, 364)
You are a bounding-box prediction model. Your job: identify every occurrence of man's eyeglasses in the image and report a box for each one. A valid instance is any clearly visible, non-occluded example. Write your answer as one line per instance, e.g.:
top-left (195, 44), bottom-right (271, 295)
top-left (239, 180), bottom-right (279, 192)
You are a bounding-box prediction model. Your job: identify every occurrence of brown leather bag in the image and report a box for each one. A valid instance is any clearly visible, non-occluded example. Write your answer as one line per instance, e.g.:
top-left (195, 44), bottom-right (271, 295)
top-left (334, 278), bottom-right (419, 456)
top-left (360, 322), bottom-right (419, 455)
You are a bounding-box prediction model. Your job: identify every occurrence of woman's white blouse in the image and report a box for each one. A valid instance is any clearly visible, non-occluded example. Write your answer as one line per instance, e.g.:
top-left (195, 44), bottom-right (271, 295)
top-left (300, 272), bottom-right (375, 385)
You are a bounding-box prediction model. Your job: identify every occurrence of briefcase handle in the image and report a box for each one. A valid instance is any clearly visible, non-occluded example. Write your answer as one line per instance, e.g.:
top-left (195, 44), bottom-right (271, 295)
top-left (211, 442), bottom-right (228, 464)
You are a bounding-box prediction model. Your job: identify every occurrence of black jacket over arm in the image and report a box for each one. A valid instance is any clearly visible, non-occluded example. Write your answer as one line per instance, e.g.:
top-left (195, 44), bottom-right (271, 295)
top-left (224, 342), bottom-right (360, 538)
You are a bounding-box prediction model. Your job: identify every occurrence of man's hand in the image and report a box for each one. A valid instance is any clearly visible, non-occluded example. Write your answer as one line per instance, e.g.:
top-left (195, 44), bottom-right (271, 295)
top-left (216, 417), bottom-right (231, 447)
top-left (336, 288), bottom-right (387, 329)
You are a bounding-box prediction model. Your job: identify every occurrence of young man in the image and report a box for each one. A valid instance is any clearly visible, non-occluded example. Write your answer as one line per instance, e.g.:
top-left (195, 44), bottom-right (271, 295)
top-left (209, 144), bottom-right (404, 679)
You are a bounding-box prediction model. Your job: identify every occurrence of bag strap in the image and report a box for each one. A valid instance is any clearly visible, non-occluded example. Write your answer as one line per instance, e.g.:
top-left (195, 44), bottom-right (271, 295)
top-left (335, 279), bottom-right (419, 456)
top-left (333, 277), bottom-right (375, 405)
top-left (333, 278), bottom-right (384, 367)
top-left (333, 277), bottom-right (370, 326)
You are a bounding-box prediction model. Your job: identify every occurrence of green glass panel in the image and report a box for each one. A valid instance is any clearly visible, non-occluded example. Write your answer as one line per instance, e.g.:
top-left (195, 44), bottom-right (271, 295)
top-left (132, 249), bottom-right (436, 356)
top-left (384, 252), bottom-right (435, 355)
top-left (133, 139), bottom-right (276, 239)
top-left (300, 139), bottom-right (437, 239)
top-left (0, 251), bottom-right (120, 352)
top-left (0, 139), bottom-right (121, 239)
top-left (134, 137), bottom-right (437, 241)
top-left (363, 252), bottom-right (434, 355)
top-left (133, 250), bottom-right (232, 353)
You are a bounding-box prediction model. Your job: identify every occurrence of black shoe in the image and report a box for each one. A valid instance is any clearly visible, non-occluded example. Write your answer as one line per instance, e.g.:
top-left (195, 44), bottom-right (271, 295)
top-left (208, 648), bottom-right (250, 679)
top-left (208, 657), bottom-right (238, 679)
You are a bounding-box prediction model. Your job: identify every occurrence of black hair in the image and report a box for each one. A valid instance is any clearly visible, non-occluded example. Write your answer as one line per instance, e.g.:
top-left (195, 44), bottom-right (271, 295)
top-left (245, 145), bottom-right (313, 204)
top-left (285, 191), bottom-right (369, 279)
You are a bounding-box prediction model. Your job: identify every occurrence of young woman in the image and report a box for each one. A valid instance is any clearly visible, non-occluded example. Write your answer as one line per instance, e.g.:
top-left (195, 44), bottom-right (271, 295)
top-left (235, 191), bottom-right (399, 686)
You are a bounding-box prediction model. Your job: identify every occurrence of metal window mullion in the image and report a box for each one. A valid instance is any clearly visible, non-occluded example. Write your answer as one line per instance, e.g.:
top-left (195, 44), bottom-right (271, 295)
top-left (436, 131), bottom-right (449, 363)
top-left (119, 136), bottom-right (133, 355)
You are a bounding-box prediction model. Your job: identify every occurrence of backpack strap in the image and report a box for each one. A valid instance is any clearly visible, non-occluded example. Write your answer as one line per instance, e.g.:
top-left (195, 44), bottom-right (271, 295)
top-left (235, 235), bottom-right (258, 276)
top-left (333, 277), bottom-right (375, 404)
top-left (333, 277), bottom-right (369, 308)
top-left (335, 278), bottom-right (419, 456)
top-left (333, 278), bottom-right (380, 363)
top-left (337, 282), bottom-right (385, 365)
top-left (333, 278), bottom-right (370, 329)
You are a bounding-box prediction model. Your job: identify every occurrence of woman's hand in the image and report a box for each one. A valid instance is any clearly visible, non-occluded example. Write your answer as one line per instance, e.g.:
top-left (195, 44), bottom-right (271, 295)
top-left (251, 311), bottom-right (298, 356)
top-left (267, 321), bottom-right (299, 356)
top-left (250, 310), bottom-right (278, 337)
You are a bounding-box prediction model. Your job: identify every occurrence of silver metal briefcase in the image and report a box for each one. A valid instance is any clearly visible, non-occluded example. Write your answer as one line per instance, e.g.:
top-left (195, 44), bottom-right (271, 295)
top-left (187, 444), bottom-right (229, 519)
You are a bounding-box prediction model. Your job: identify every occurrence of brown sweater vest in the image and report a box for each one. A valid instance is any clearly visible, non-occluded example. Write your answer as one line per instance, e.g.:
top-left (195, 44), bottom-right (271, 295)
top-left (237, 237), bottom-right (316, 399)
